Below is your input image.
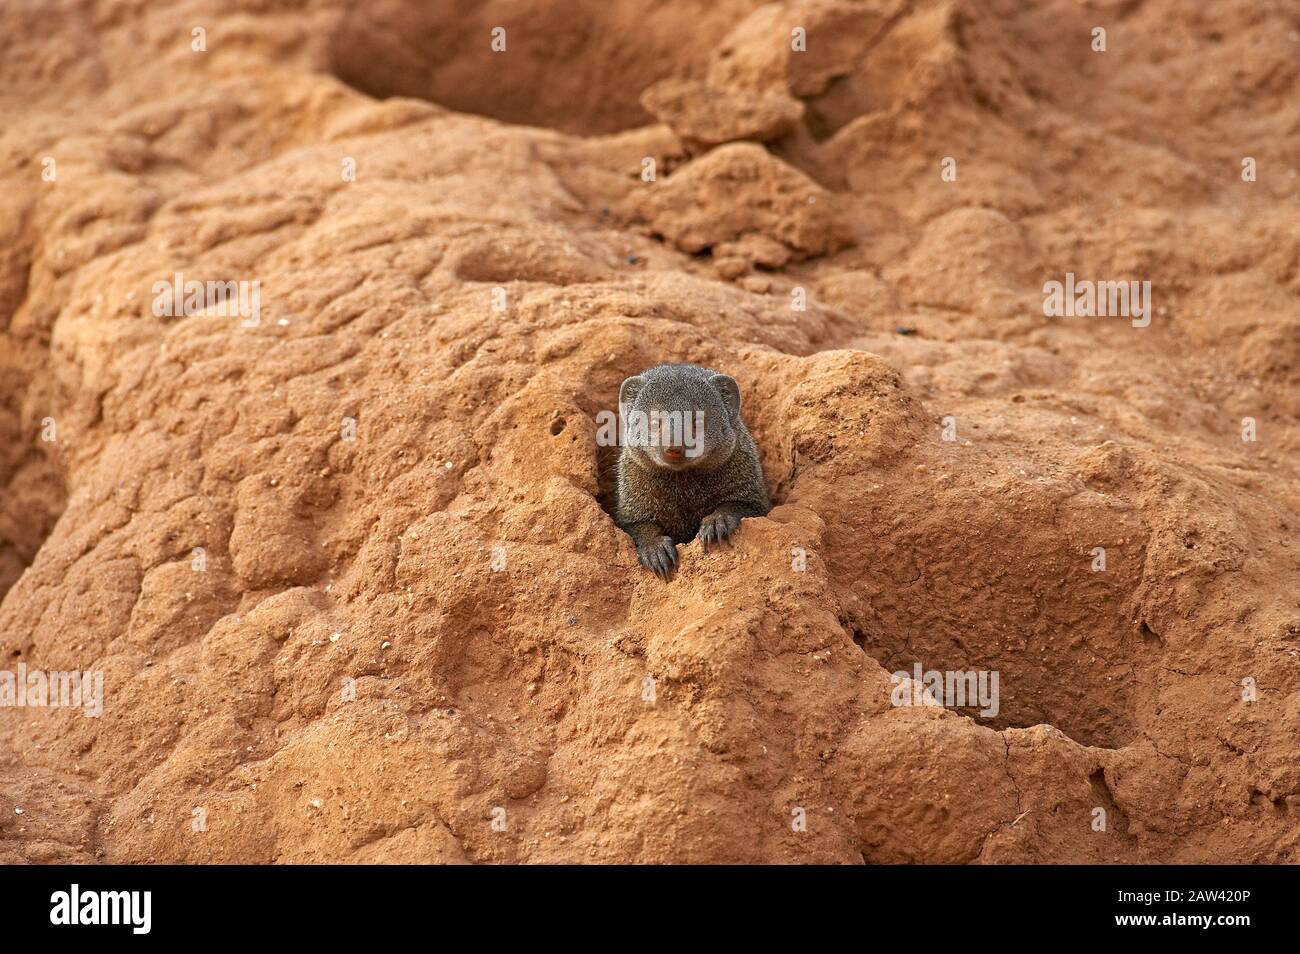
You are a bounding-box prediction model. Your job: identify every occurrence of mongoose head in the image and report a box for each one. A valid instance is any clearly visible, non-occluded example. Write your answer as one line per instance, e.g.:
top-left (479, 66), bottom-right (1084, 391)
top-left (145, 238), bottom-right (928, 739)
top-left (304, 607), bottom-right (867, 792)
top-left (619, 364), bottom-right (742, 472)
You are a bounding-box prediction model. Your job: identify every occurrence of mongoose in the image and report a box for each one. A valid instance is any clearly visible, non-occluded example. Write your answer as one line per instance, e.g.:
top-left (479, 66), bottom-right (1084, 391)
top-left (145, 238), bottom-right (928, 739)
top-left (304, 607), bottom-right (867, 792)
top-left (615, 363), bottom-right (771, 578)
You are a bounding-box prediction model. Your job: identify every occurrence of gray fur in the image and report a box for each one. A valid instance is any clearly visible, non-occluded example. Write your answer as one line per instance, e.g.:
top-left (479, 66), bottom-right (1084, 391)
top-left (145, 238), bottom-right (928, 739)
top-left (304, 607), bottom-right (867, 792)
top-left (614, 364), bottom-right (771, 578)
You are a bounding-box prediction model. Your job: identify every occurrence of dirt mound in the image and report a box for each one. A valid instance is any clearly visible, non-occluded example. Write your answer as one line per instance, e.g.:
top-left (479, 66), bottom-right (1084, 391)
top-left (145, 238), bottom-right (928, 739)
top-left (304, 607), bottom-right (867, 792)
top-left (0, 0), bottom-right (1297, 864)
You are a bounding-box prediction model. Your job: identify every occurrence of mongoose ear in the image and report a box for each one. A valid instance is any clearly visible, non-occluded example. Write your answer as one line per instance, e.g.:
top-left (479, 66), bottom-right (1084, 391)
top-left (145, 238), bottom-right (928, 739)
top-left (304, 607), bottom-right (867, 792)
top-left (711, 374), bottom-right (741, 418)
top-left (619, 375), bottom-right (646, 412)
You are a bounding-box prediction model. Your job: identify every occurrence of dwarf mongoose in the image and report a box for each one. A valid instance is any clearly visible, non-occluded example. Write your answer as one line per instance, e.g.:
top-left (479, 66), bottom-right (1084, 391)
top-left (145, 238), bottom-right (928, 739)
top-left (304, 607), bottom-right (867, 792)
top-left (614, 364), bottom-right (771, 578)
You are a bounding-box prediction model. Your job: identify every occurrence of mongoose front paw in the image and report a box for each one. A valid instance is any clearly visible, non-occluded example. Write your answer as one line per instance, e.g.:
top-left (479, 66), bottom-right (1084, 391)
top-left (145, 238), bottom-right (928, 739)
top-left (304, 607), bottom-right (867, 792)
top-left (637, 535), bottom-right (679, 579)
top-left (698, 509), bottom-right (742, 546)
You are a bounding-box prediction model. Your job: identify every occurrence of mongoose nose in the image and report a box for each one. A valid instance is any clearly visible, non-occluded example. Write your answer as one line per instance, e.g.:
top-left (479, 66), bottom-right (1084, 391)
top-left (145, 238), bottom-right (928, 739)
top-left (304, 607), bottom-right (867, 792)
top-left (662, 446), bottom-right (685, 463)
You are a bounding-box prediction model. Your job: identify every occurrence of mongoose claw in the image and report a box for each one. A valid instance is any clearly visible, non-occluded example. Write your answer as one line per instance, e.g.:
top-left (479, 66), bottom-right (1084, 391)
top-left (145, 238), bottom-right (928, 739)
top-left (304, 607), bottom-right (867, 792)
top-left (637, 535), bottom-right (679, 579)
top-left (698, 509), bottom-right (742, 546)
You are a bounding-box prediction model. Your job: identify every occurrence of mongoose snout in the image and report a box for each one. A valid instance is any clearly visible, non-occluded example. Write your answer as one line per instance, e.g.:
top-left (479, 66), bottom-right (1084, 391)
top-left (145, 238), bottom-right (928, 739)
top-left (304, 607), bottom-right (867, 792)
top-left (613, 363), bottom-right (772, 579)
